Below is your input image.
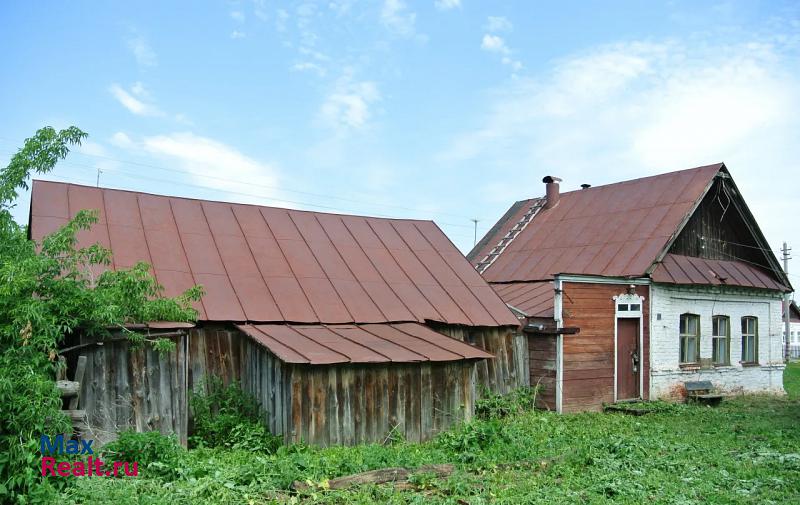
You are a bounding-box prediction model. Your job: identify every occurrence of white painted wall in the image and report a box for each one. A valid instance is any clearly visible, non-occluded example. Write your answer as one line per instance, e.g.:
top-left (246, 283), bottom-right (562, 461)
top-left (649, 283), bottom-right (785, 399)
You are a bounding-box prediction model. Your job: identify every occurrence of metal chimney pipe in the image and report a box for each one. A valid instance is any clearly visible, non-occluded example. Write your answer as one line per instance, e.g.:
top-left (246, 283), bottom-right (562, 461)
top-left (543, 176), bottom-right (563, 209)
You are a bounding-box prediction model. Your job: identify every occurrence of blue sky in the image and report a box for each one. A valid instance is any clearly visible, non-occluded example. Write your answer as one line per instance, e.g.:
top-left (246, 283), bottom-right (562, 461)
top-left (1, 1), bottom-right (799, 272)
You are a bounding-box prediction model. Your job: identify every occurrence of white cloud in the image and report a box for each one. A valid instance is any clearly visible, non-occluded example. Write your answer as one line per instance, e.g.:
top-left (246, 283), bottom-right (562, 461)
top-left (441, 34), bottom-right (800, 253)
top-left (481, 34), bottom-right (509, 53)
top-left (230, 10), bottom-right (245, 22)
top-left (486, 16), bottom-right (512, 32)
top-left (318, 73), bottom-right (381, 131)
top-left (127, 35), bottom-right (157, 67)
top-left (139, 132), bottom-right (281, 203)
top-left (481, 34), bottom-right (522, 70)
top-left (109, 132), bottom-right (134, 149)
top-left (292, 61), bottom-right (326, 76)
top-left (253, 0), bottom-right (268, 21)
top-left (381, 0), bottom-right (418, 38)
top-left (109, 83), bottom-right (164, 117)
top-left (435, 0), bottom-right (461, 11)
top-left (231, 30), bottom-right (246, 39)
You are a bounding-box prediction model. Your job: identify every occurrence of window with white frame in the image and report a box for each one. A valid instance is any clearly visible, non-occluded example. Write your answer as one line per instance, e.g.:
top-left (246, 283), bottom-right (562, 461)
top-left (679, 313), bottom-right (700, 365)
top-left (741, 317), bottom-right (758, 364)
top-left (712, 316), bottom-right (730, 366)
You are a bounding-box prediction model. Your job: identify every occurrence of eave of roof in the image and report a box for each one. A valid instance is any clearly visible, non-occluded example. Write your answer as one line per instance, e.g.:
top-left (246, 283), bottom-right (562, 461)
top-left (237, 322), bottom-right (494, 364)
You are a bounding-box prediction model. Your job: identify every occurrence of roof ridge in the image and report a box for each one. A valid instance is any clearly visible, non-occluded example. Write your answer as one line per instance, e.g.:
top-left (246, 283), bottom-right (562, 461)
top-left (30, 179), bottom-right (437, 224)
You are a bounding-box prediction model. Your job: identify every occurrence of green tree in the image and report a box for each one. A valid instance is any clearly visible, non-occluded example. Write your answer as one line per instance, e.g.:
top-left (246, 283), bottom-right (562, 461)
top-left (0, 127), bottom-right (202, 503)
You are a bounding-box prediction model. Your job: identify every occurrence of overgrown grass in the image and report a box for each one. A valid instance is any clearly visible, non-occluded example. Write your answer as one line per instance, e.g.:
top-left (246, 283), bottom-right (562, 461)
top-left (62, 364), bottom-right (800, 504)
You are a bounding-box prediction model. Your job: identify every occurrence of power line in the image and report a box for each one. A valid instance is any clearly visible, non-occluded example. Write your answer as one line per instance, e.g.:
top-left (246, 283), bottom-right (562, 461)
top-left (0, 139), bottom-right (480, 222)
top-left (1, 150), bottom-right (483, 234)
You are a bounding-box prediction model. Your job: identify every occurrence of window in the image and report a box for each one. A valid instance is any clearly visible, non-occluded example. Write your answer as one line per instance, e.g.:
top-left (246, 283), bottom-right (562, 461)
top-left (741, 317), bottom-right (758, 364)
top-left (712, 316), bottom-right (730, 365)
top-left (680, 314), bottom-right (700, 364)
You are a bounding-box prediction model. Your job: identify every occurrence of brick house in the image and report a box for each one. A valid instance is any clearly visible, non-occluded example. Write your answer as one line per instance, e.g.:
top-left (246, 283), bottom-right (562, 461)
top-left (469, 164), bottom-right (791, 411)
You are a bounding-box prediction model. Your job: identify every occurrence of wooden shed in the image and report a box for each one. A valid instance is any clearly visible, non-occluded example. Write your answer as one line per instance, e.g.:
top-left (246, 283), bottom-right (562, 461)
top-left (30, 181), bottom-right (525, 445)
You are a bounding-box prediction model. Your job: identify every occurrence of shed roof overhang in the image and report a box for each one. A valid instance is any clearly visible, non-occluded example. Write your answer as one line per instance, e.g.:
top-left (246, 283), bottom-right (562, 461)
top-left (236, 322), bottom-right (494, 365)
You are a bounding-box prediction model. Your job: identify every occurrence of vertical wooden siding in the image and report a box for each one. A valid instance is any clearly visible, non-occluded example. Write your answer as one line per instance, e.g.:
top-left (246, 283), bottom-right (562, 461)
top-left (561, 283), bottom-right (650, 412)
top-left (287, 361), bottom-right (476, 446)
top-left (528, 335), bottom-right (557, 410)
top-left (76, 333), bottom-right (188, 446)
top-left (73, 323), bottom-right (506, 447)
top-left (238, 336), bottom-right (291, 438)
top-left (435, 325), bottom-right (527, 394)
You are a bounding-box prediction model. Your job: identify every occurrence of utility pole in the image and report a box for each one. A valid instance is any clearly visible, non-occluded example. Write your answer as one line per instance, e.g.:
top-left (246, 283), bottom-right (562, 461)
top-left (471, 219), bottom-right (479, 247)
top-left (783, 242), bottom-right (792, 361)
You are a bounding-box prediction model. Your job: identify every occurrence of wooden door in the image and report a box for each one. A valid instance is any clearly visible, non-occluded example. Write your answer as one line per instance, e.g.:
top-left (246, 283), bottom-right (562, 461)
top-left (616, 318), bottom-right (640, 400)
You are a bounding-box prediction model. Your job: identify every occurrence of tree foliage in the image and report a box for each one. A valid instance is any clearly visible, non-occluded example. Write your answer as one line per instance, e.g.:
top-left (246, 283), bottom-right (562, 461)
top-left (0, 127), bottom-right (202, 502)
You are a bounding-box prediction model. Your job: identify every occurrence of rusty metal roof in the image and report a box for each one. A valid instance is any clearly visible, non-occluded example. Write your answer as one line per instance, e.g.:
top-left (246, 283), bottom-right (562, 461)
top-left (29, 180), bottom-right (518, 327)
top-left (473, 164), bottom-right (723, 281)
top-left (236, 322), bottom-right (494, 364)
top-left (652, 254), bottom-right (789, 292)
top-left (490, 282), bottom-right (554, 318)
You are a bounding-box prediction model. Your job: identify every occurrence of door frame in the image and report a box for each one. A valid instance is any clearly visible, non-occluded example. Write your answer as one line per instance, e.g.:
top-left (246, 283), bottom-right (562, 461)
top-left (613, 292), bottom-right (645, 402)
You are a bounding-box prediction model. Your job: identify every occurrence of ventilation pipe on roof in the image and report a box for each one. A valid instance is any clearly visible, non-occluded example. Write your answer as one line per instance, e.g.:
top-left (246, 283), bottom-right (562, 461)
top-left (543, 176), bottom-right (562, 209)
top-left (581, 184), bottom-right (591, 190)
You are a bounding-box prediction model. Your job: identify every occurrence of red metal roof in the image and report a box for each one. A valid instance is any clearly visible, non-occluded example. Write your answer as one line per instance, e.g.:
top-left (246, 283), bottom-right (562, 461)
top-left (236, 322), bottom-right (494, 364)
top-left (472, 164), bottom-right (723, 281)
top-left (29, 181), bottom-right (518, 327)
top-left (652, 254), bottom-right (789, 292)
top-left (490, 282), bottom-right (554, 318)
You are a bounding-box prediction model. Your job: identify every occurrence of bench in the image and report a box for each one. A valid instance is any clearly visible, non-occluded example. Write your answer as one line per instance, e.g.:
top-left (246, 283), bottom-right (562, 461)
top-left (684, 380), bottom-right (723, 406)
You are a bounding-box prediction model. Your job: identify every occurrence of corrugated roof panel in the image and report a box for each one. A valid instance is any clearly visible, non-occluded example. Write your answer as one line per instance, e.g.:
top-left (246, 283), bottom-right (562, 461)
top-left (296, 277), bottom-right (352, 323)
top-left (360, 280), bottom-right (416, 321)
top-left (491, 281), bottom-right (554, 318)
top-left (228, 275), bottom-right (282, 321)
top-left (379, 323), bottom-right (464, 360)
top-left (296, 326), bottom-right (388, 363)
top-left (267, 325), bottom-right (350, 364)
top-left (238, 325), bottom-right (310, 363)
top-left (331, 325), bottom-right (427, 362)
top-left (259, 207), bottom-right (302, 240)
top-left (279, 239), bottom-right (326, 278)
top-left (366, 218), bottom-right (407, 250)
top-left (263, 276), bottom-right (318, 322)
top-left (145, 229), bottom-right (191, 272)
top-left (29, 181), bottom-right (519, 327)
top-left (194, 273), bottom-right (246, 321)
top-left (156, 269), bottom-right (206, 319)
top-left (170, 199), bottom-right (211, 235)
top-left (652, 254), bottom-right (788, 291)
top-left (68, 185), bottom-right (106, 222)
top-left (230, 205), bottom-right (273, 238)
top-left (108, 225), bottom-right (151, 268)
top-left (138, 193), bottom-right (175, 231)
top-left (237, 322), bottom-right (493, 364)
top-left (475, 164), bottom-right (723, 281)
top-left (31, 181), bottom-right (68, 218)
top-left (181, 233), bottom-right (226, 275)
top-left (103, 190), bottom-right (142, 227)
top-left (244, 236), bottom-right (295, 278)
top-left (330, 278), bottom-right (386, 322)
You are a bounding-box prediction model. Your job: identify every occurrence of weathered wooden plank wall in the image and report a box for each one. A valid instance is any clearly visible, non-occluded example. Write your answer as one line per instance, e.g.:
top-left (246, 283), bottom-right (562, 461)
top-left (74, 333), bottom-right (188, 446)
top-left (435, 325), bottom-right (527, 394)
top-left (286, 361), bottom-right (476, 446)
top-left (561, 283), bottom-right (650, 412)
top-left (528, 335), bottom-right (557, 410)
top-left (238, 336), bottom-right (291, 438)
top-left (71, 323), bottom-right (511, 447)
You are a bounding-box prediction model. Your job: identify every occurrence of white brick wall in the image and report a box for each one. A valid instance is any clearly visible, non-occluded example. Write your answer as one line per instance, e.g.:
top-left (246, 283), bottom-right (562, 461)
top-left (649, 283), bottom-right (785, 399)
